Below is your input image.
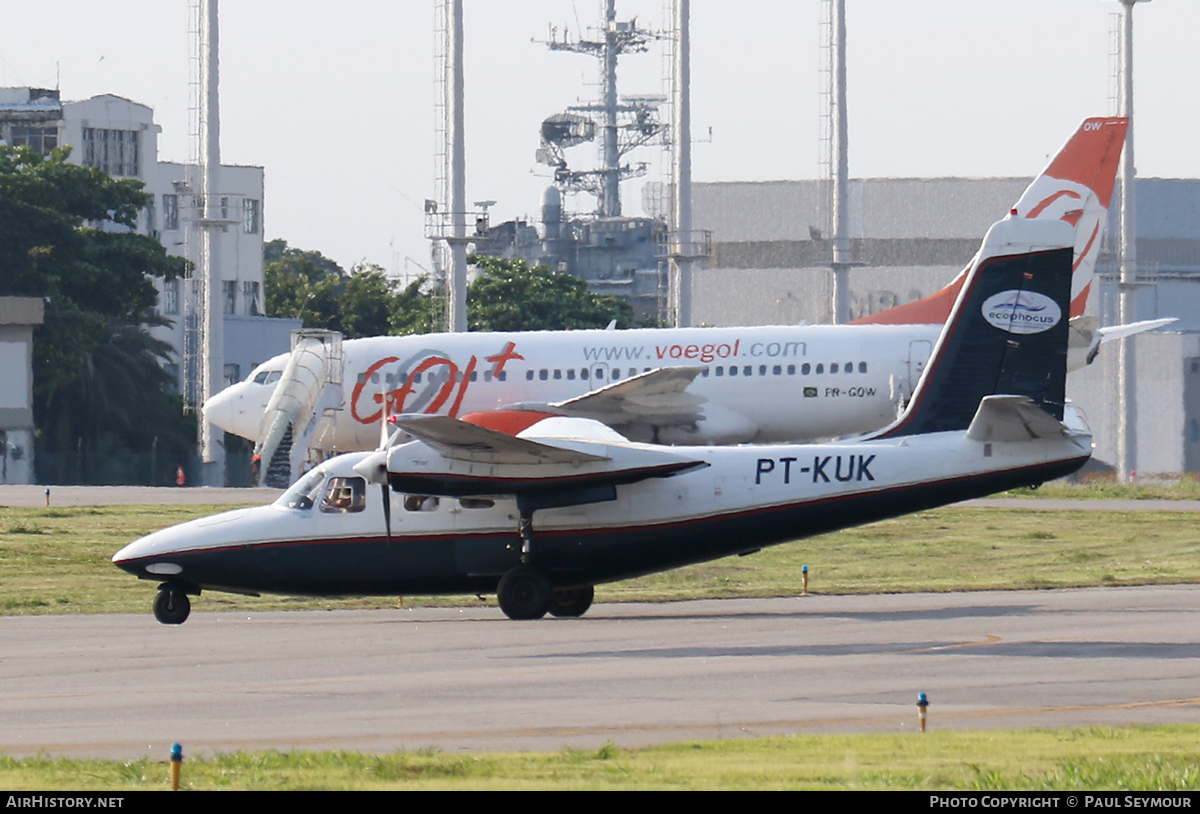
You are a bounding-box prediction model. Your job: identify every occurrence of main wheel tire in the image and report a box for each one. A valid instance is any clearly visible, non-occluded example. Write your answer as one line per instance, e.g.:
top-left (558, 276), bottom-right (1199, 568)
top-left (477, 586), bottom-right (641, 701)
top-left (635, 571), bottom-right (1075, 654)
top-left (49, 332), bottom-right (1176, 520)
top-left (153, 590), bottom-right (191, 625)
top-left (547, 585), bottom-right (594, 618)
top-left (496, 567), bottom-right (552, 620)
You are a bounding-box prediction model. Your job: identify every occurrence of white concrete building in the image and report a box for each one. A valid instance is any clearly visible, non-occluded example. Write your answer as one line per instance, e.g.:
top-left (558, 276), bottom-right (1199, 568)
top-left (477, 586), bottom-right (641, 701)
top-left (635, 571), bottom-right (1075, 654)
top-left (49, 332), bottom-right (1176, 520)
top-left (0, 87), bottom-right (298, 403)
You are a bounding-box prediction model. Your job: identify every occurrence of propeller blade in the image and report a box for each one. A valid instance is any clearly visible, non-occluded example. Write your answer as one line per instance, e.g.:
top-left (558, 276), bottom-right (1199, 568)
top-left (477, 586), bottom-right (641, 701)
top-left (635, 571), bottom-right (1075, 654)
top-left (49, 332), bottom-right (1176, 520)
top-left (381, 481), bottom-right (392, 543)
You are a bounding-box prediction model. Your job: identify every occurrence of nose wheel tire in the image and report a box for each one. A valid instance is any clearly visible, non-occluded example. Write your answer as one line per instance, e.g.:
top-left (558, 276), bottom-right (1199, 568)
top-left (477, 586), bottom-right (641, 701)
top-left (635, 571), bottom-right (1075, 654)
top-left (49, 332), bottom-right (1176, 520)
top-left (547, 585), bottom-right (594, 618)
top-left (496, 567), bottom-right (552, 620)
top-left (153, 590), bottom-right (191, 625)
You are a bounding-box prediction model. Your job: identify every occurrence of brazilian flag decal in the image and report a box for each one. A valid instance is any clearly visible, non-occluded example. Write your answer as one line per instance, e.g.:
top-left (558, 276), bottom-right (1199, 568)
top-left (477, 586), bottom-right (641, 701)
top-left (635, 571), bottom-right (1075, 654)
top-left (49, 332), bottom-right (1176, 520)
top-left (803, 387), bottom-right (818, 398)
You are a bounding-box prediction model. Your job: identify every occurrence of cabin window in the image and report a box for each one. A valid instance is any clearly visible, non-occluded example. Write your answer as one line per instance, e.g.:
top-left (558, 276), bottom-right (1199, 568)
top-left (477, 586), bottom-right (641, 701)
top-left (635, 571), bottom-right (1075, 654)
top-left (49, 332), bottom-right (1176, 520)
top-left (612, 368), bottom-right (621, 379)
top-left (553, 369), bottom-right (562, 380)
top-left (320, 477), bottom-right (367, 513)
top-left (729, 366), bottom-right (738, 377)
top-left (567, 369), bottom-right (576, 380)
top-left (701, 367), bottom-right (710, 377)
top-left (497, 371), bottom-right (507, 381)
top-left (539, 369), bottom-right (548, 381)
top-left (801, 363), bottom-right (811, 375)
top-left (859, 362), bottom-right (867, 373)
top-left (831, 363), bottom-right (839, 374)
top-left (470, 371), bottom-right (478, 382)
top-left (581, 368), bottom-right (589, 380)
top-left (715, 366), bottom-right (723, 377)
top-left (787, 364), bottom-right (796, 375)
top-left (845, 361), bottom-right (853, 374)
top-left (772, 365), bottom-right (782, 375)
top-left (526, 370), bottom-right (534, 381)
top-left (816, 364), bottom-right (824, 374)
top-left (403, 494), bottom-right (440, 512)
top-left (743, 365), bottom-right (752, 377)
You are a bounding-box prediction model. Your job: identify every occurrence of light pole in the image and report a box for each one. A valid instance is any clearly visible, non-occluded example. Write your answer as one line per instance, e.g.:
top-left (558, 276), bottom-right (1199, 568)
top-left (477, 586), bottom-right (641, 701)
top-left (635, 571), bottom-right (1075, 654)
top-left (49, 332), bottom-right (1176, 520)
top-left (1114, 0), bottom-right (1151, 483)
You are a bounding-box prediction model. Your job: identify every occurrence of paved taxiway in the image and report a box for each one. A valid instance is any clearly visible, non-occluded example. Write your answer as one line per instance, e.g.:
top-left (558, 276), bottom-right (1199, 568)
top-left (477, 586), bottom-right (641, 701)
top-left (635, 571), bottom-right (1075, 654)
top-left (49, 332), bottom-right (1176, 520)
top-left (2, 586), bottom-right (1199, 758)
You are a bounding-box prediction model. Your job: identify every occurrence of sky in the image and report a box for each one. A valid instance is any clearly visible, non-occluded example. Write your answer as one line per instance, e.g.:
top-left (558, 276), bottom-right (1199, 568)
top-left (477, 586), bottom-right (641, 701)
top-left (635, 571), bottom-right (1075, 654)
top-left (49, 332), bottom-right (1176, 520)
top-left (2, 1), bottom-right (1198, 279)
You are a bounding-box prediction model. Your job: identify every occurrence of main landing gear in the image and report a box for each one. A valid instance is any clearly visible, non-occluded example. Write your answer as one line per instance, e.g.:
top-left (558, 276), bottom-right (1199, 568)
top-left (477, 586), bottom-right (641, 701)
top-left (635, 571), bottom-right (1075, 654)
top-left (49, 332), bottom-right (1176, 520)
top-left (496, 567), bottom-right (552, 620)
top-left (495, 569), bottom-right (595, 620)
top-left (548, 585), bottom-right (594, 618)
top-left (153, 586), bottom-right (192, 625)
top-left (496, 505), bottom-right (595, 620)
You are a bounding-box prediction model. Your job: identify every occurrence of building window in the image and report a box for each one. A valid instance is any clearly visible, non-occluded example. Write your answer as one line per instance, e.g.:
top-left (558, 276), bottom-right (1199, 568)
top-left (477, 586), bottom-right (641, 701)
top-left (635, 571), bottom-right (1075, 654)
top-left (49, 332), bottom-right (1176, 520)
top-left (145, 198), bottom-right (156, 235)
top-left (223, 363), bottom-right (241, 387)
top-left (162, 194), bottom-right (179, 230)
top-left (243, 198), bottom-right (260, 234)
top-left (243, 281), bottom-right (262, 316)
top-left (161, 278), bottom-right (180, 315)
top-left (10, 126), bottom-right (58, 154)
top-left (223, 280), bottom-right (237, 315)
top-left (81, 128), bottom-right (140, 176)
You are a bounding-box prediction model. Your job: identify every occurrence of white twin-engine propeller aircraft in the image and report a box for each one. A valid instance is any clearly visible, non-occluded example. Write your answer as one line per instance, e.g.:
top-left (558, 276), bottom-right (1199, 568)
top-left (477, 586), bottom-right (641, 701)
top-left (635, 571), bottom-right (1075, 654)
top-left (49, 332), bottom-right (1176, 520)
top-left (203, 117), bottom-right (1160, 480)
top-left (116, 215), bottom-right (1092, 623)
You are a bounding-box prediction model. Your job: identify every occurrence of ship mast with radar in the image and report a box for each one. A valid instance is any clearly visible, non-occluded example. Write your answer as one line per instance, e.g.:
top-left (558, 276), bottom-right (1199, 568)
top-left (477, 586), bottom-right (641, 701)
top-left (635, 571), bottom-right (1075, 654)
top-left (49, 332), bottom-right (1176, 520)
top-left (536, 0), bottom-right (666, 218)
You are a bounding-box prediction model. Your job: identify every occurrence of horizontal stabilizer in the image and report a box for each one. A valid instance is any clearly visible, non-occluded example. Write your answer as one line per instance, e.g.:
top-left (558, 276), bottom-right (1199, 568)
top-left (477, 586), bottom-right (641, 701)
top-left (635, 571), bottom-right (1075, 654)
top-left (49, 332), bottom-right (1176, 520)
top-left (966, 395), bottom-right (1067, 442)
top-left (393, 415), bottom-right (610, 465)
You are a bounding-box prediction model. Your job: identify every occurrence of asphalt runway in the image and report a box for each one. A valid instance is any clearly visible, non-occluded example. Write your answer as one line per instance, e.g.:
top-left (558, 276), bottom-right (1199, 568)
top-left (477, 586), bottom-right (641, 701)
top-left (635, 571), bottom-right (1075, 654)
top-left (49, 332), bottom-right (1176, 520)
top-left (3, 586), bottom-right (1200, 759)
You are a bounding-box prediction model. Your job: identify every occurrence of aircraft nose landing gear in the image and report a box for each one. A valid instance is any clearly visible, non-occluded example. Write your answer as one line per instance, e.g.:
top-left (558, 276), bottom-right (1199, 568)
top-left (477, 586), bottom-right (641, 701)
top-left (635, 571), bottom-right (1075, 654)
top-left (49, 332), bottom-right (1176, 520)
top-left (153, 587), bottom-right (192, 625)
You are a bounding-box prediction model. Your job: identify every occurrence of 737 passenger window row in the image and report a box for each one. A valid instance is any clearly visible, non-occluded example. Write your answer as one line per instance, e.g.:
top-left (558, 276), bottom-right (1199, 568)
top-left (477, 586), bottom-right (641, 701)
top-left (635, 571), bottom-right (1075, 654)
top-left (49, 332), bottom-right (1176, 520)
top-left (702, 361), bottom-right (869, 377)
top-left (519, 362), bottom-right (870, 382)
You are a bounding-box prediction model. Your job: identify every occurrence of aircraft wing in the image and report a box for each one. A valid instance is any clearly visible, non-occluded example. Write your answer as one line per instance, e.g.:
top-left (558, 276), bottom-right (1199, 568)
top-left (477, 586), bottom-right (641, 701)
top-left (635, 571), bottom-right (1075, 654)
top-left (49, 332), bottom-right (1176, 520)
top-left (393, 414), bottom-right (610, 465)
top-left (514, 366), bottom-right (707, 424)
top-left (1097, 318), bottom-right (1177, 343)
top-left (1069, 316), bottom-right (1176, 368)
top-left (966, 395), bottom-right (1067, 442)
top-left (387, 414), bottom-right (708, 499)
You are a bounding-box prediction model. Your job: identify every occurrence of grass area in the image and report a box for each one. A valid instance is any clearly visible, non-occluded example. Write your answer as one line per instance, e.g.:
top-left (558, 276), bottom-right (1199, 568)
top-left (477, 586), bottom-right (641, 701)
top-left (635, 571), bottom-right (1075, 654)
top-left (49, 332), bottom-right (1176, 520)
top-left (2, 726), bottom-right (1198, 790)
top-left (0, 496), bottom-right (1198, 616)
top-left (1004, 474), bottom-right (1200, 500)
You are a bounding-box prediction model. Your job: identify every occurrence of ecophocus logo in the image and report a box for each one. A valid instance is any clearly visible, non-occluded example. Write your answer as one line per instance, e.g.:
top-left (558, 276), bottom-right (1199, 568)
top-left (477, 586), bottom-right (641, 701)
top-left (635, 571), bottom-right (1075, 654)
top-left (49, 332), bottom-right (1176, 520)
top-left (981, 290), bottom-right (1062, 335)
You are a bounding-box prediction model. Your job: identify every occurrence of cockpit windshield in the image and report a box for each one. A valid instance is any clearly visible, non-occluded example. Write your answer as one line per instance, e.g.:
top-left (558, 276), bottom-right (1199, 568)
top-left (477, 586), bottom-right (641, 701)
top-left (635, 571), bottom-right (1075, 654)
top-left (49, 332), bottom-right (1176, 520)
top-left (275, 466), bottom-right (327, 510)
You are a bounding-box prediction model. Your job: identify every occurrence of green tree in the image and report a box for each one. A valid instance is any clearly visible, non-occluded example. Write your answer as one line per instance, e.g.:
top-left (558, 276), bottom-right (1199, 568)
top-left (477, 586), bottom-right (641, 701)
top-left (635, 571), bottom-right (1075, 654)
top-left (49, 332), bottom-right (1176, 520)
top-left (265, 244), bottom-right (634, 338)
top-left (0, 145), bottom-right (192, 483)
top-left (263, 238), bottom-right (346, 325)
top-left (467, 256), bottom-right (633, 331)
top-left (265, 240), bottom-right (441, 338)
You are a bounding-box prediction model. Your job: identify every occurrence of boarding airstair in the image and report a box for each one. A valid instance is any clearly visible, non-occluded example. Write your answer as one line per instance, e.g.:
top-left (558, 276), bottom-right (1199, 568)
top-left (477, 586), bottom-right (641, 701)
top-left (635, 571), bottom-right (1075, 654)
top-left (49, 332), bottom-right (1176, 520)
top-left (254, 330), bottom-right (344, 487)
